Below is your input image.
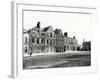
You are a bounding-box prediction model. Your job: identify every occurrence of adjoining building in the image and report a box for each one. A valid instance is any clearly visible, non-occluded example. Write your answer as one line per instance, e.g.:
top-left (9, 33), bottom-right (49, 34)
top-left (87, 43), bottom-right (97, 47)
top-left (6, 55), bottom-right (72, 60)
top-left (81, 41), bottom-right (91, 51)
top-left (42, 25), bottom-right (55, 52)
top-left (64, 32), bottom-right (78, 52)
top-left (23, 22), bottom-right (78, 55)
top-left (54, 29), bottom-right (64, 52)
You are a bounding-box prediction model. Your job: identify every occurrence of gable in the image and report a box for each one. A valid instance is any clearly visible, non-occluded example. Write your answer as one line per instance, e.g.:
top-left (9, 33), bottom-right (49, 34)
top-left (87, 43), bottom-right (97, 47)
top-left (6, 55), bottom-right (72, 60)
top-left (47, 26), bottom-right (54, 33)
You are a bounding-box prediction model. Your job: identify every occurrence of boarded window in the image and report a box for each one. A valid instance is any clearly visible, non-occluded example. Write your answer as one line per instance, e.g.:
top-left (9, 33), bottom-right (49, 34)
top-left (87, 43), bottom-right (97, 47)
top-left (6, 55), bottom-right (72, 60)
top-left (32, 38), bottom-right (34, 43)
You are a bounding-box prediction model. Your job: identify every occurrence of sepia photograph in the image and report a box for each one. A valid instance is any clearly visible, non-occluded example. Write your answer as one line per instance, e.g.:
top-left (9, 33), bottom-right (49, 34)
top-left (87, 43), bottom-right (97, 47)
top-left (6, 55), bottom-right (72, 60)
top-left (23, 10), bottom-right (91, 69)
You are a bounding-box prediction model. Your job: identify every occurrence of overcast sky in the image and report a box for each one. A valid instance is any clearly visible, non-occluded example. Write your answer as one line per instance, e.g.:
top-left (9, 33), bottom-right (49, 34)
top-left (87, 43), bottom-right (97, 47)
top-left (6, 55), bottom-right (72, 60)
top-left (23, 11), bottom-right (91, 45)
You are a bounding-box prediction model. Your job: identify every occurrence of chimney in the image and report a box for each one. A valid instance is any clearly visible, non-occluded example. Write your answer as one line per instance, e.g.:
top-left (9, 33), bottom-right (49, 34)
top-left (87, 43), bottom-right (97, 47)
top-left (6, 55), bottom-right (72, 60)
top-left (73, 36), bottom-right (75, 39)
top-left (37, 22), bottom-right (40, 28)
top-left (64, 32), bottom-right (68, 37)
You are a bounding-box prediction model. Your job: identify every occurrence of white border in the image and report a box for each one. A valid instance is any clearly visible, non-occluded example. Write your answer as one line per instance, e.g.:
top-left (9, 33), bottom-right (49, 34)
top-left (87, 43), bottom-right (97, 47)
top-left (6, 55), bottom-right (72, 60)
top-left (11, 1), bottom-right (97, 78)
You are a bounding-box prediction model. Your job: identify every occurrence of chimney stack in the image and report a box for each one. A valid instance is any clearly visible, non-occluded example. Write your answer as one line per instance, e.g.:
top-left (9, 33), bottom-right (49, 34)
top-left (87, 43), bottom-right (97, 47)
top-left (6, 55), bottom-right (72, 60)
top-left (37, 22), bottom-right (40, 28)
top-left (64, 32), bottom-right (68, 37)
top-left (73, 36), bottom-right (75, 39)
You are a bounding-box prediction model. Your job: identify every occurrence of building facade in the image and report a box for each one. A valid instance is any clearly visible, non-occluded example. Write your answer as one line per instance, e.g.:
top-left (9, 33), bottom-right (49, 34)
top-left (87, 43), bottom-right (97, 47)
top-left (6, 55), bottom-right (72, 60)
top-left (42, 26), bottom-right (56, 52)
top-left (54, 29), bottom-right (64, 52)
top-left (23, 22), bottom-right (78, 55)
top-left (64, 32), bottom-right (78, 52)
top-left (27, 22), bottom-right (56, 54)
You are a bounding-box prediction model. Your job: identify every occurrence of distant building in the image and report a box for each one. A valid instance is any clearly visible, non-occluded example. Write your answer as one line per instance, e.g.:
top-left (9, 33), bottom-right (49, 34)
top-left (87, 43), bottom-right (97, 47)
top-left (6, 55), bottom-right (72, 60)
top-left (64, 32), bottom-right (78, 51)
top-left (23, 22), bottom-right (78, 55)
top-left (81, 41), bottom-right (91, 51)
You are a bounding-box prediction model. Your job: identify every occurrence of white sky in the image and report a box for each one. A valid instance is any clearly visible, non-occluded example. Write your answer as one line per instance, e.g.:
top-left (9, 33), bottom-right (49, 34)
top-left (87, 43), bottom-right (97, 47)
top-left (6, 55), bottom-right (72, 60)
top-left (23, 11), bottom-right (91, 45)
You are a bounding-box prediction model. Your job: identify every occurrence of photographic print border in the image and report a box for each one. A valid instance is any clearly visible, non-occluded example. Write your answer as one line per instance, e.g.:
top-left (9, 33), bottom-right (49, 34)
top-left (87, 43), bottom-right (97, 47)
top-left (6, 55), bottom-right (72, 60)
top-left (11, 1), bottom-right (97, 78)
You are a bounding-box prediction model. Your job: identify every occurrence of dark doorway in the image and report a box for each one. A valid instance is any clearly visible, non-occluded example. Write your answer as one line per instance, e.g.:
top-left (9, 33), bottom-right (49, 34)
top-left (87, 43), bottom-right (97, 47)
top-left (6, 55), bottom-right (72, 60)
top-left (64, 46), bottom-right (66, 52)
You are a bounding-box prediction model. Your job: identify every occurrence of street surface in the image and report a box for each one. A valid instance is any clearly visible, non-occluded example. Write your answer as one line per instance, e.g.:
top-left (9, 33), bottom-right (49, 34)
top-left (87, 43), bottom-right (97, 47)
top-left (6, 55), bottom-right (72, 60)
top-left (23, 51), bottom-right (91, 69)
